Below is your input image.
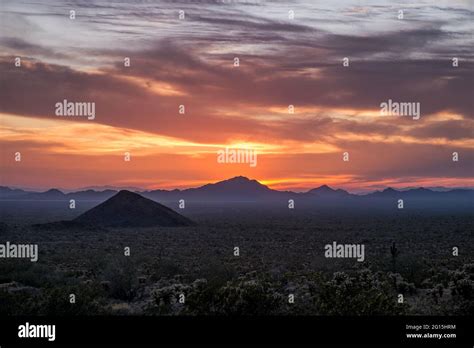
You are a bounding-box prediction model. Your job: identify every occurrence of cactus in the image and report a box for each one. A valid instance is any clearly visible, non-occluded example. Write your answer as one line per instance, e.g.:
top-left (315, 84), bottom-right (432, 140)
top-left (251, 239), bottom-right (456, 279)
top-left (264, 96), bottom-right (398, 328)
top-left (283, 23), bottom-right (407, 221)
top-left (390, 242), bottom-right (400, 272)
top-left (390, 242), bottom-right (400, 258)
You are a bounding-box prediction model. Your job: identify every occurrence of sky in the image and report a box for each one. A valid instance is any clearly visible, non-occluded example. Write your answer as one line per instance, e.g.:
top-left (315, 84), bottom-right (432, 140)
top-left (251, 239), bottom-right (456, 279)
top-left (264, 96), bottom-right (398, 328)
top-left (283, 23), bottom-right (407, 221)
top-left (0, 0), bottom-right (473, 192)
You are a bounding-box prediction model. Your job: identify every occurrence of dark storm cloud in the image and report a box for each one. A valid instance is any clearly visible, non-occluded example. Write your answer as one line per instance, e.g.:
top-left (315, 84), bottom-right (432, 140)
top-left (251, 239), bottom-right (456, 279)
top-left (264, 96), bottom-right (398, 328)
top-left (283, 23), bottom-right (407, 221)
top-left (321, 27), bottom-right (450, 56)
top-left (408, 120), bottom-right (474, 140)
top-left (0, 37), bottom-right (70, 59)
top-left (189, 14), bottom-right (314, 33)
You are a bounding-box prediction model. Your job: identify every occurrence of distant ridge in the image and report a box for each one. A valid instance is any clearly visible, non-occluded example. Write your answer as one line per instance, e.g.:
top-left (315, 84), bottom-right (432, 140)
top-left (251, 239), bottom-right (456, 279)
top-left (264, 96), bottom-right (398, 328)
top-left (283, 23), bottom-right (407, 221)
top-left (306, 185), bottom-right (350, 197)
top-left (0, 186), bottom-right (116, 201)
top-left (74, 190), bottom-right (194, 227)
top-left (178, 176), bottom-right (277, 201)
top-left (1, 177), bottom-right (473, 204)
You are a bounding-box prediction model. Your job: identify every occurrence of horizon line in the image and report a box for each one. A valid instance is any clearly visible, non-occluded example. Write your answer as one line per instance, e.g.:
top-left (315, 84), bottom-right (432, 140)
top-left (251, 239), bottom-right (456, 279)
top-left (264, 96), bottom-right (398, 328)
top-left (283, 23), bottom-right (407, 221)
top-left (2, 176), bottom-right (473, 195)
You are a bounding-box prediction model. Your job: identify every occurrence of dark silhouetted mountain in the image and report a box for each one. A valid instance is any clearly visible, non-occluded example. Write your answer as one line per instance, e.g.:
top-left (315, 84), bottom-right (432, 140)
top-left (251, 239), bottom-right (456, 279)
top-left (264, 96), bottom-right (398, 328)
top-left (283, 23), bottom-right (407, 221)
top-left (74, 190), bottom-right (194, 227)
top-left (195, 176), bottom-right (270, 194)
top-left (0, 187), bottom-right (118, 201)
top-left (76, 185), bottom-right (142, 191)
top-left (1, 177), bottom-right (472, 213)
top-left (0, 187), bottom-right (65, 200)
top-left (307, 185), bottom-right (350, 198)
top-left (28, 189), bottom-right (66, 200)
top-left (358, 187), bottom-right (473, 213)
top-left (185, 176), bottom-right (277, 200)
top-left (364, 187), bottom-right (473, 199)
top-left (67, 189), bottom-right (117, 200)
top-left (0, 186), bottom-right (30, 199)
top-left (367, 187), bottom-right (400, 198)
top-left (144, 176), bottom-right (287, 202)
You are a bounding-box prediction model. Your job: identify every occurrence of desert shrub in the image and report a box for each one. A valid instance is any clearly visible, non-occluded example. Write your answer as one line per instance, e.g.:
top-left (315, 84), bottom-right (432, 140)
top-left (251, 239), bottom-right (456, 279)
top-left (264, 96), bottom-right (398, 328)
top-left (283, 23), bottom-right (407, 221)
top-left (145, 283), bottom-right (192, 315)
top-left (0, 290), bottom-right (40, 315)
top-left (209, 276), bottom-right (282, 315)
top-left (146, 274), bottom-right (282, 316)
top-left (310, 269), bottom-right (406, 315)
top-left (102, 258), bottom-right (138, 301)
top-left (447, 263), bottom-right (474, 315)
top-left (388, 273), bottom-right (416, 295)
top-left (409, 263), bottom-right (473, 315)
top-left (192, 260), bottom-right (236, 286)
top-left (150, 258), bottom-right (183, 281)
top-left (0, 284), bottom-right (107, 315)
top-left (37, 284), bottom-right (107, 315)
top-left (180, 278), bottom-right (221, 315)
top-left (0, 260), bottom-right (55, 287)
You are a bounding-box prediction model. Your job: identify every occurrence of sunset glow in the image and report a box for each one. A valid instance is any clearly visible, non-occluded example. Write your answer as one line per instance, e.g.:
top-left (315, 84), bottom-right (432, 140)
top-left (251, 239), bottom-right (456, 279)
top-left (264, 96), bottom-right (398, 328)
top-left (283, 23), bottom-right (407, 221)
top-left (1, 0), bottom-right (472, 192)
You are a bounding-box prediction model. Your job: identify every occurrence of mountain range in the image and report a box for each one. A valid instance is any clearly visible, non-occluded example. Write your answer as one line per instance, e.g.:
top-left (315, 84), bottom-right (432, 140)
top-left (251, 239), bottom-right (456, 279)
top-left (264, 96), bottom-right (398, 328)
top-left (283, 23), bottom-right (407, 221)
top-left (1, 176), bottom-right (473, 203)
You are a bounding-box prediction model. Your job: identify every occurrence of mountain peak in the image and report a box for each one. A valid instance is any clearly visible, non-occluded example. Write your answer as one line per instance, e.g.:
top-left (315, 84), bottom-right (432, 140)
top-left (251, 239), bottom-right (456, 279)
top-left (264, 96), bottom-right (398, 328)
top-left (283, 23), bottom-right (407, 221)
top-left (308, 185), bottom-right (335, 193)
top-left (74, 190), bottom-right (193, 227)
top-left (44, 188), bottom-right (63, 194)
top-left (184, 176), bottom-right (272, 200)
top-left (223, 176), bottom-right (253, 184)
top-left (316, 184), bottom-right (334, 191)
top-left (114, 189), bottom-right (141, 198)
top-left (411, 187), bottom-right (431, 192)
top-left (307, 185), bottom-right (349, 197)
